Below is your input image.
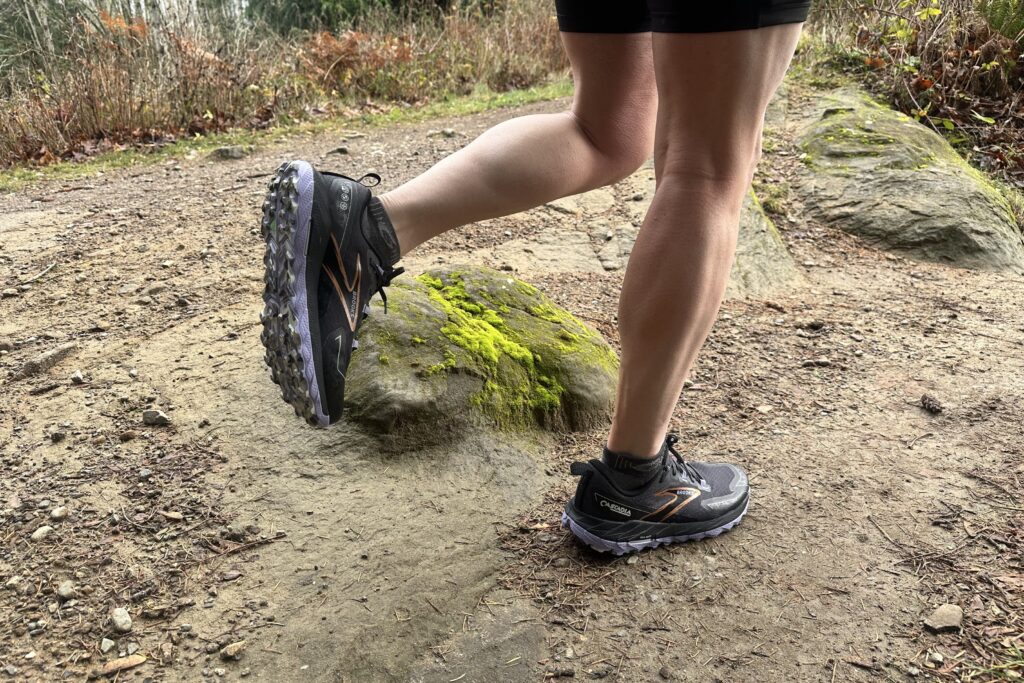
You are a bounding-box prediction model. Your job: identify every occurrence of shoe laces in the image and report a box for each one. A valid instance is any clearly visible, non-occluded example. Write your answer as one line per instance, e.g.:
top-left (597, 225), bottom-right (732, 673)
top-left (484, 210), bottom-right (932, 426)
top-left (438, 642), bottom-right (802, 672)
top-left (374, 264), bottom-right (405, 314)
top-left (658, 434), bottom-right (705, 487)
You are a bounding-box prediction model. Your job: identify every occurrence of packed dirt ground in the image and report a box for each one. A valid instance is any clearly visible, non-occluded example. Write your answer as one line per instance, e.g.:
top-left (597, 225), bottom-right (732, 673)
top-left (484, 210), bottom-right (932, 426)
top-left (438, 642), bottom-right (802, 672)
top-left (1, 90), bottom-right (1022, 682)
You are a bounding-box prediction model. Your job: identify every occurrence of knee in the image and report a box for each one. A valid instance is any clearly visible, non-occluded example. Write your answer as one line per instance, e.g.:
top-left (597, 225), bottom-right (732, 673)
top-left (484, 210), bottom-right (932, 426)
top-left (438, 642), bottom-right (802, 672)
top-left (572, 107), bottom-right (655, 185)
top-left (655, 131), bottom-right (763, 198)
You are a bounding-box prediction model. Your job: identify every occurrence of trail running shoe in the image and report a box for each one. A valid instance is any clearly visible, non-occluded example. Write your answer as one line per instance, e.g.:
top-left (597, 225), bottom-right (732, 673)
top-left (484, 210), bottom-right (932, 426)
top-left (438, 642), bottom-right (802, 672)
top-left (562, 435), bottom-right (749, 555)
top-left (260, 160), bottom-right (403, 427)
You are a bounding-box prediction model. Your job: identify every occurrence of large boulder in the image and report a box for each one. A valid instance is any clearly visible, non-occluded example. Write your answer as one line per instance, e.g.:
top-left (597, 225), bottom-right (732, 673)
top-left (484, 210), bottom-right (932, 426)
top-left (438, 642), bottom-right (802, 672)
top-left (795, 88), bottom-right (1024, 272)
top-left (344, 267), bottom-right (618, 448)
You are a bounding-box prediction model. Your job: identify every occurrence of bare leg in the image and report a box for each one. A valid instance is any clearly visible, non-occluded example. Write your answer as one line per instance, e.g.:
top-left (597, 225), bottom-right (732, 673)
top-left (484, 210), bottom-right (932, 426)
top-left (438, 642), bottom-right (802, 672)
top-left (607, 24), bottom-right (803, 458)
top-left (380, 33), bottom-right (657, 256)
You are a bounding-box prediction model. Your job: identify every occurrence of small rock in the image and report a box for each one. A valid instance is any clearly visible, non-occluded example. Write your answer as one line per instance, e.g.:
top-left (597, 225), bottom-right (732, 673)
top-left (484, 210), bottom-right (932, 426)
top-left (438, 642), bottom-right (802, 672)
top-left (626, 555), bottom-right (638, 564)
top-left (329, 146), bottom-right (349, 155)
top-left (31, 526), bottom-right (54, 541)
top-left (126, 642), bottom-right (140, 655)
top-left (56, 580), bottom-right (76, 600)
top-left (142, 410), bottom-right (170, 426)
top-left (2, 288), bottom-right (18, 298)
top-left (111, 607), bottom-right (133, 633)
top-left (50, 506), bottom-right (68, 521)
top-left (179, 623), bottom-right (192, 632)
top-left (924, 604), bottom-right (963, 633)
top-left (160, 510), bottom-right (183, 521)
top-left (545, 664), bottom-right (575, 677)
top-left (659, 666), bottom-right (676, 680)
top-left (119, 430), bottom-right (138, 443)
top-left (70, 370), bottom-right (85, 385)
top-left (219, 640), bottom-right (246, 661)
top-left (906, 665), bottom-right (921, 677)
top-left (802, 357), bottom-right (832, 368)
top-left (138, 468), bottom-right (153, 482)
top-left (240, 669), bottom-right (251, 678)
top-left (137, 295), bottom-right (153, 306)
top-left (50, 431), bottom-right (66, 444)
top-left (552, 557), bottom-right (570, 569)
top-left (100, 638), bottom-right (116, 654)
top-left (212, 146), bottom-right (246, 160)
top-left (5, 576), bottom-right (21, 589)
top-left (220, 571), bottom-right (242, 581)
top-left (631, 193), bottom-right (645, 201)
top-left (3, 665), bottom-right (18, 676)
top-left (928, 651), bottom-right (945, 665)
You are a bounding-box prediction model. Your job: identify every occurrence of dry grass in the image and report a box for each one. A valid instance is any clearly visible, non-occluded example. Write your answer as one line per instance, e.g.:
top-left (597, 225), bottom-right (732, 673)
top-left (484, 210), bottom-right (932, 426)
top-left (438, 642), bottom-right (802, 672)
top-left (0, 0), bottom-right (566, 168)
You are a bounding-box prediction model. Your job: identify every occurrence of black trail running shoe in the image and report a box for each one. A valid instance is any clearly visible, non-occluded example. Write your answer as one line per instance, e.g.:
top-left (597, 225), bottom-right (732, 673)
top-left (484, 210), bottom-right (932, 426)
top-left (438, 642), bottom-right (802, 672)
top-left (260, 160), bottom-right (403, 427)
top-left (562, 435), bottom-right (749, 555)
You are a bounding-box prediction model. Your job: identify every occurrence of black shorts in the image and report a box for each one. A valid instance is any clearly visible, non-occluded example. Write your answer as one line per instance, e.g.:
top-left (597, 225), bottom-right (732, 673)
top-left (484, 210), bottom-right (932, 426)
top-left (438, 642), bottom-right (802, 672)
top-left (555, 0), bottom-right (812, 33)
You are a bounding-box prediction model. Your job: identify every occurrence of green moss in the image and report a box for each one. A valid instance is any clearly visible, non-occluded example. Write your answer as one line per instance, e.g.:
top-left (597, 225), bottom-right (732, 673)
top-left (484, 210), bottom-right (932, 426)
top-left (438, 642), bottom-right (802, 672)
top-left (410, 335), bottom-right (426, 345)
top-left (378, 354), bottom-right (391, 366)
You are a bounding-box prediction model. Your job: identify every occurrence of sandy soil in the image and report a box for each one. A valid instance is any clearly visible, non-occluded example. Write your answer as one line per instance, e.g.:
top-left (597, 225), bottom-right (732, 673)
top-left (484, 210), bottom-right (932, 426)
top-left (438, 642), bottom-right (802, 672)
top-left (1, 93), bottom-right (1021, 683)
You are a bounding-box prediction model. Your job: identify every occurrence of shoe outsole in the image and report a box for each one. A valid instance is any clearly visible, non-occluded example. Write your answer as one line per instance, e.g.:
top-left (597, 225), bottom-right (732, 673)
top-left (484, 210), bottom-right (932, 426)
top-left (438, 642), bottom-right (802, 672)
top-left (259, 161), bottom-right (327, 427)
top-left (561, 500), bottom-right (749, 556)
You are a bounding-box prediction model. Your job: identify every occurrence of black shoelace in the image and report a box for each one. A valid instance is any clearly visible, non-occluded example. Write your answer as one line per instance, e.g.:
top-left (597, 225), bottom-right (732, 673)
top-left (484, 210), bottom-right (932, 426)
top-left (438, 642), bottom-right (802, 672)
top-left (374, 264), bottom-right (405, 314)
top-left (658, 434), bottom-right (705, 486)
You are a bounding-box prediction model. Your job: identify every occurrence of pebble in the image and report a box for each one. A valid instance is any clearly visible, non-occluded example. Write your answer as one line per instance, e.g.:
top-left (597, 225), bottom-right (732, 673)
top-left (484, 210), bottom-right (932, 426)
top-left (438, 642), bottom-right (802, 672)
top-left (31, 525), bottom-right (54, 541)
top-left (220, 640), bottom-right (246, 661)
top-left (906, 665), bottom-right (920, 677)
top-left (100, 638), bottom-right (116, 654)
top-left (3, 665), bottom-right (17, 675)
top-left (552, 557), bottom-right (570, 569)
top-left (924, 604), bottom-right (963, 633)
top-left (5, 576), bottom-right (21, 589)
top-left (50, 431), bottom-right (66, 444)
top-left (126, 642), bottom-right (140, 655)
top-left (57, 580), bottom-right (76, 600)
top-left (330, 146), bottom-right (350, 155)
top-left (138, 468), bottom-right (153, 482)
top-left (927, 651), bottom-right (945, 665)
top-left (659, 666), bottom-right (676, 680)
top-left (142, 409), bottom-right (170, 426)
top-left (120, 430), bottom-right (138, 442)
top-left (802, 357), bottom-right (832, 368)
top-left (70, 370), bottom-right (85, 384)
top-left (111, 607), bottom-right (133, 633)
top-left (2, 288), bottom-right (18, 298)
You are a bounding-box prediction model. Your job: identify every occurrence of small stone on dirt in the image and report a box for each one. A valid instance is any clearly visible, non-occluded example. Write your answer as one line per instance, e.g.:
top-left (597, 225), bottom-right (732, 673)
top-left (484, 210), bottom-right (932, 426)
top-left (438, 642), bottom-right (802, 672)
top-left (160, 510), bottom-right (184, 521)
top-left (111, 607), bottom-right (133, 633)
top-left (924, 604), bottom-right (962, 633)
top-left (119, 430), bottom-right (138, 442)
top-left (100, 638), bottom-right (116, 654)
top-left (70, 370), bottom-right (85, 384)
top-left (659, 666), bottom-right (677, 680)
top-left (142, 409), bottom-right (170, 426)
top-left (329, 146), bottom-right (349, 155)
top-left (126, 642), bottom-right (140, 655)
top-left (138, 468), bottom-right (153, 482)
top-left (220, 640), bottom-right (246, 661)
top-left (50, 431), bottom-right (66, 443)
top-left (928, 651), bottom-right (945, 665)
top-left (50, 506), bottom-right (68, 521)
top-left (56, 580), bottom-right (76, 600)
top-left (552, 557), bottom-right (570, 568)
top-left (221, 570), bottom-right (242, 581)
top-left (2, 288), bottom-right (18, 298)
top-left (212, 146), bottom-right (247, 160)
top-left (802, 357), bottom-right (831, 368)
top-left (31, 526), bottom-right (54, 541)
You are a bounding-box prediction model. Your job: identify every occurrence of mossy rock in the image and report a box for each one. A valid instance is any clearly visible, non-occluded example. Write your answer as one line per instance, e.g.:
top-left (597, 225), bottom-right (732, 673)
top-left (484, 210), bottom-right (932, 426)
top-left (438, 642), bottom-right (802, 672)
top-left (344, 267), bottom-right (618, 448)
top-left (795, 88), bottom-right (1024, 272)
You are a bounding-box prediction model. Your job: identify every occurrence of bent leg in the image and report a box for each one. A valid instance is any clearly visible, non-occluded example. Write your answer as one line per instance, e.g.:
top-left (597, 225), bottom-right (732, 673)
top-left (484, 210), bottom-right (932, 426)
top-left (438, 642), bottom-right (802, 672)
top-left (380, 32), bottom-right (657, 256)
top-left (607, 24), bottom-right (803, 458)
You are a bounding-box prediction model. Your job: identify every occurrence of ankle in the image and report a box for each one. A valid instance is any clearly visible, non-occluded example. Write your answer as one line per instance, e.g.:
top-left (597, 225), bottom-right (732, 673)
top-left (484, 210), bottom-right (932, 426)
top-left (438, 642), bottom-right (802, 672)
top-left (377, 193), bottom-right (412, 258)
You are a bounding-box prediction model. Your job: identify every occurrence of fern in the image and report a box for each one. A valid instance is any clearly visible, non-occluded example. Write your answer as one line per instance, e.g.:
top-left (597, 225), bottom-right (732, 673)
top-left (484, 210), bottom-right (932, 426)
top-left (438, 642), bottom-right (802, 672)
top-left (979, 0), bottom-right (1024, 41)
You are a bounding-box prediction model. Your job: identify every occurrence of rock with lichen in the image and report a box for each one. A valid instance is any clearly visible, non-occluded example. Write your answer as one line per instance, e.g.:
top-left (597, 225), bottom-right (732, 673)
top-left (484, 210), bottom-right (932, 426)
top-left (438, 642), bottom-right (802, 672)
top-left (794, 87), bottom-right (1024, 272)
top-left (344, 267), bottom-right (617, 448)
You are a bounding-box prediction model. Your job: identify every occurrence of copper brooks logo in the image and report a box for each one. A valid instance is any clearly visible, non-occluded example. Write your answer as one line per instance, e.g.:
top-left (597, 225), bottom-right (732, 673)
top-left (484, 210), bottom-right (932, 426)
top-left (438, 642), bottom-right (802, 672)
top-left (642, 488), bottom-right (701, 522)
top-left (323, 235), bottom-right (362, 331)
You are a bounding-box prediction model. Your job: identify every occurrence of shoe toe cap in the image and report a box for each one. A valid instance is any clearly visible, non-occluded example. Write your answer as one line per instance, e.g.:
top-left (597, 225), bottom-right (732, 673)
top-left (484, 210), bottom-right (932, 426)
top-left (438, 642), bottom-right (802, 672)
top-left (696, 463), bottom-right (749, 513)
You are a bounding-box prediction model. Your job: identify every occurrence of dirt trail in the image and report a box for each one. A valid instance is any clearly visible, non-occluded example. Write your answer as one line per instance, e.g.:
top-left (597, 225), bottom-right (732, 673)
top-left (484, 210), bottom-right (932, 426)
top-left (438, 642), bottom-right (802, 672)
top-left (1, 93), bottom-right (1021, 683)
